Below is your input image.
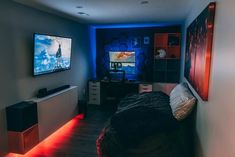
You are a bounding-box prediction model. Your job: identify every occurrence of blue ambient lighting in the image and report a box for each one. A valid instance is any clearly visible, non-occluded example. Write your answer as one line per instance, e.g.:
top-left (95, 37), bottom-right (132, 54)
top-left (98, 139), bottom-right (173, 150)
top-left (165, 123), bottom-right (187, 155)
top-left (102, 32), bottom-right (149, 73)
top-left (89, 22), bottom-right (179, 79)
top-left (89, 26), bottom-right (97, 79)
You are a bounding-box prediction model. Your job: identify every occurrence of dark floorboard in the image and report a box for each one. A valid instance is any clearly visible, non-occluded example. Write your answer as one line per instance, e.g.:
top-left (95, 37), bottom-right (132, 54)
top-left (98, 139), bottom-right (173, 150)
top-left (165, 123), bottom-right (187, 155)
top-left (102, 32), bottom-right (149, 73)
top-left (6, 105), bottom-right (115, 157)
top-left (63, 106), bottom-right (115, 157)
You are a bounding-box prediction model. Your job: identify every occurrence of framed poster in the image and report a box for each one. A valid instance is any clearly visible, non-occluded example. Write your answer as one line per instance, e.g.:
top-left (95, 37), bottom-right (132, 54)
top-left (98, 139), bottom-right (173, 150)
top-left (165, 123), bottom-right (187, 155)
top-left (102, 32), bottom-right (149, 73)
top-left (184, 2), bottom-right (216, 101)
top-left (143, 36), bottom-right (150, 45)
top-left (132, 37), bottom-right (141, 48)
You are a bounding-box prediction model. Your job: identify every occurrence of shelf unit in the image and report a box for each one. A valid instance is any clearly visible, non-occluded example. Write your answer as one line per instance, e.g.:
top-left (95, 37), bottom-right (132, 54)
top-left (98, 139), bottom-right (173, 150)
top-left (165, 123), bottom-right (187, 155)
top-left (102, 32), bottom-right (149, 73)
top-left (153, 33), bottom-right (181, 83)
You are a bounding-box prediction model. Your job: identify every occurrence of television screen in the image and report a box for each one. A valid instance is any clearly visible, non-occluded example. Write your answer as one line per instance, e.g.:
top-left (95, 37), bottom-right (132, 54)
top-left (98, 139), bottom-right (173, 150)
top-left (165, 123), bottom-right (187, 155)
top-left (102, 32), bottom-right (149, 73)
top-left (109, 51), bottom-right (135, 74)
top-left (109, 51), bottom-right (135, 62)
top-left (33, 34), bottom-right (72, 76)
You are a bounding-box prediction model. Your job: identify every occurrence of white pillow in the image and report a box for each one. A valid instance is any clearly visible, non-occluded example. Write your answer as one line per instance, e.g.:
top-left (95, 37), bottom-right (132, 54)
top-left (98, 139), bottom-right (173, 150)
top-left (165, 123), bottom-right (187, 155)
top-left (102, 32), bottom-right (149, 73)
top-left (169, 83), bottom-right (196, 121)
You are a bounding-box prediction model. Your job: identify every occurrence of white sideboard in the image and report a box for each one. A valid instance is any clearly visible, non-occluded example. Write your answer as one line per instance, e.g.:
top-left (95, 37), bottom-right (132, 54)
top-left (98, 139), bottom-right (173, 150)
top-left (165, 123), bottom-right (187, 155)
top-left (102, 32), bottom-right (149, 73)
top-left (31, 86), bottom-right (78, 141)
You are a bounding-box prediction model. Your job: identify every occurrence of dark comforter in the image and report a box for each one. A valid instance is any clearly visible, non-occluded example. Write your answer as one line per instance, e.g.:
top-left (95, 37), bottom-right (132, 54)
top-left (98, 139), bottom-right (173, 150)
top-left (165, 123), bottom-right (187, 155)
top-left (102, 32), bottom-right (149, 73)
top-left (97, 92), bottom-right (186, 157)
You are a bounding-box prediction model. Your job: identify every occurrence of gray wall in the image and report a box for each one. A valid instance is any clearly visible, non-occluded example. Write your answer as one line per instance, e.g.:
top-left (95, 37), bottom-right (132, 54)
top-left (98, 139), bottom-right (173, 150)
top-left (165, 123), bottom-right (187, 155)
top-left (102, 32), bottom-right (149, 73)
top-left (0, 0), bottom-right (91, 155)
top-left (181, 0), bottom-right (235, 157)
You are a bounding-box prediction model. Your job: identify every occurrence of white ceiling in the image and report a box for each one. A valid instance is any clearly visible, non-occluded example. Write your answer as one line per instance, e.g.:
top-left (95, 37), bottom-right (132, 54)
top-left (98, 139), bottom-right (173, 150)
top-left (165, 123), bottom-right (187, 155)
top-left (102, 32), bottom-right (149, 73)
top-left (13, 0), bottom-right (193, 24)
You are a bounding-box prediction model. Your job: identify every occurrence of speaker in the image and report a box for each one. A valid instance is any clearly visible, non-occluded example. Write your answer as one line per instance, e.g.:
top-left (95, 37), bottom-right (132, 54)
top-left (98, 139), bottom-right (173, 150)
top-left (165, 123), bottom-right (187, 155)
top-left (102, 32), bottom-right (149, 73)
top-left (6, 101), bottom-right (38, 132)
top-left (47, 85), bottom-right (70, 95)
top-left (37, 88), bottom-right (47, 98)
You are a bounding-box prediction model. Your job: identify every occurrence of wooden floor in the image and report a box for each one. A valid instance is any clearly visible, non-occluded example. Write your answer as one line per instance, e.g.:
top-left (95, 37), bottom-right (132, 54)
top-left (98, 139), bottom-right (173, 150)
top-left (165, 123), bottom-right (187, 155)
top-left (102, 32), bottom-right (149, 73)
top-left (6, 105), bottom-right (115, 157)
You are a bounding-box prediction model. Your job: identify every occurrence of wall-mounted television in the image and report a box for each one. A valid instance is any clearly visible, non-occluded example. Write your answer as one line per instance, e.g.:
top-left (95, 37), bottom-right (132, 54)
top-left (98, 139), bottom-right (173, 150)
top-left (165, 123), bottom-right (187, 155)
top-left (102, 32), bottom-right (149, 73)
top-left (109, 51), bottom-right (135, 74)
top-left (33, 34), bottom-right (72, 76)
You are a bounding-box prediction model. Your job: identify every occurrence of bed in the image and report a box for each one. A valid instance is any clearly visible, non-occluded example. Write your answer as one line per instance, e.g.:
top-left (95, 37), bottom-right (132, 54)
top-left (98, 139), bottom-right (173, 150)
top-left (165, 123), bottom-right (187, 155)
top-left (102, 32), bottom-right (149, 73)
top-left (96, 83), bottom-right (196, 157)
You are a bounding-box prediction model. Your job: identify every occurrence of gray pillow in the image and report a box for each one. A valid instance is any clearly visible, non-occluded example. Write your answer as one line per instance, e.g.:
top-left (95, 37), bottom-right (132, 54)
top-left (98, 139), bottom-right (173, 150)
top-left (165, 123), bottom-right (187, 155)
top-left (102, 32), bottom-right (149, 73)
top-left (169, 83), bottom-right (196, 121)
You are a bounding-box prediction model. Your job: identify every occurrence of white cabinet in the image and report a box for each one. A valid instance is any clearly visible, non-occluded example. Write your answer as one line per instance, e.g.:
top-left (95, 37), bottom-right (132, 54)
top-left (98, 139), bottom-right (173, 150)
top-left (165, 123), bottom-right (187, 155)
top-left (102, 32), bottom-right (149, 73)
top-left (31, 86), bottom-right (78, 141)
top-left (88, 81), bottom-right (101, 105)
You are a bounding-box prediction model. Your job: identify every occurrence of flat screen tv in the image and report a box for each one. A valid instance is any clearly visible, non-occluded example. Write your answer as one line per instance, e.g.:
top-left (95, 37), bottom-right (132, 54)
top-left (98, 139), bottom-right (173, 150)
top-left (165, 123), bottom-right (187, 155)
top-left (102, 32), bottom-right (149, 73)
top-left (33, 34), bottom-right (72, 76)
top-left (109, 51), bottom-right (135, 74)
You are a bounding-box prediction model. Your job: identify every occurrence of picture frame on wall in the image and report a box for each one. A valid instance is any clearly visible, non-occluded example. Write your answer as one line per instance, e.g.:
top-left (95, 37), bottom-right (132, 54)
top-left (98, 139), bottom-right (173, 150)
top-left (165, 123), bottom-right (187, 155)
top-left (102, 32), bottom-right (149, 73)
top-left (184, 2), bottom-right (216, 101)
top-left (143, 36), bottom-right (150, 45)
top-left (132, 37), bottom-right (141, 48)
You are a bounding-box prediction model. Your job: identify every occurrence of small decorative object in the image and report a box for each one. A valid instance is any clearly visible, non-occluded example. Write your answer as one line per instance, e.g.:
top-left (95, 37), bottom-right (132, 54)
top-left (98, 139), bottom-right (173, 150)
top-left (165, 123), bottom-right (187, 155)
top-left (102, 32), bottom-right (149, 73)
top-left (155, 49), bottom-right (166, 59)
top-left (184, 2), bottom-right (216, 101)
top-left (143, 36), bottom-right (150, 45)
top-left (132, 37), bottom-right (141, 48)
top-left (168, 34), bottom-right (180, 46)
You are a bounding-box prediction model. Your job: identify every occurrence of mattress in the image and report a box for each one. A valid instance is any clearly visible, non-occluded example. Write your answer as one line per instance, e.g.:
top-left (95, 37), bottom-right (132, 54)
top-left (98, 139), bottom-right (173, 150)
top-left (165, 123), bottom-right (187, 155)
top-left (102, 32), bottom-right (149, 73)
top-left (96, 92), bottom-right (189, 157)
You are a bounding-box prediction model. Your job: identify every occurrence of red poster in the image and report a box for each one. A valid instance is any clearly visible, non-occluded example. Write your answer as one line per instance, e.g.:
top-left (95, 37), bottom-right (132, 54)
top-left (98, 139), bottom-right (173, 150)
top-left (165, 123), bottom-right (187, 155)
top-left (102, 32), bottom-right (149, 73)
top-left (184, 2), bottom-right (216, 101)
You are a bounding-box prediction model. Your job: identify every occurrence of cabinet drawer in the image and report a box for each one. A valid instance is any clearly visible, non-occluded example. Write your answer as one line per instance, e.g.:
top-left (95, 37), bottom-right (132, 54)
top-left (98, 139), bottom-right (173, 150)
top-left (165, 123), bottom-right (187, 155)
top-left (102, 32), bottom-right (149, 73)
top-left (89, 96), bottom-right (100, 101)
top-left (89, 82), bottom-right (100, 88)
top-left (88, 97), bottom-right (100, 105)
top-left (89, 92), bottom-right (100, 97)
top-left (139, 84), bottom-right (153, 93)
top-left (89, 86), bottom-right (100, 92)
top-left (89, 88), bottom-right (100, 95)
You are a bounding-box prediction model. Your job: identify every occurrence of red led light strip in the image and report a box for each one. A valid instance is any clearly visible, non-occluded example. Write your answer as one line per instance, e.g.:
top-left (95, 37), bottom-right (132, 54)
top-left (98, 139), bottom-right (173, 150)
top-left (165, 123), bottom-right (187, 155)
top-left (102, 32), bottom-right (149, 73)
top-left (6, 114), bottom-right (84, 157)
